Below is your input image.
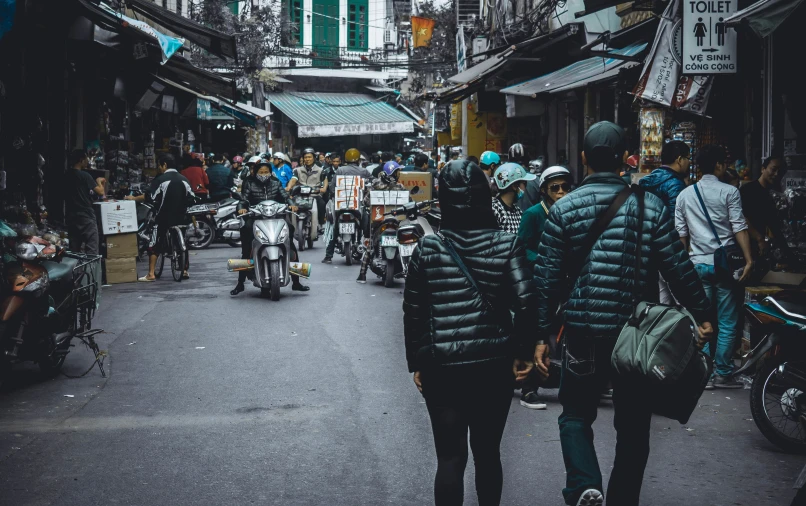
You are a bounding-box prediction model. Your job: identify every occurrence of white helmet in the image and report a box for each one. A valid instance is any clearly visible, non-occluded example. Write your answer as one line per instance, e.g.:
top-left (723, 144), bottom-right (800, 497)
top-left (247, 155), bottom-right (262, 165)
top-left (538, 166), bottom-right (572, 188)
top-left (509, 143), bottom-right (525, 160)
top-left (282, 153), bottom-right (292, 164)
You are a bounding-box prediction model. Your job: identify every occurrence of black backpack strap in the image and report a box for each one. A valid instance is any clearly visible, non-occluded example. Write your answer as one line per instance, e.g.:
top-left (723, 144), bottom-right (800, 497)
top-left (632, 185), bottom-right (645, 305)
top-left (436, 232), bottom-right (496, 313)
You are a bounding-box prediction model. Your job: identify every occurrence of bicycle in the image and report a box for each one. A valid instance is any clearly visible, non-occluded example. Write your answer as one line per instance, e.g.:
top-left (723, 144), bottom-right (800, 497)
top-left (153, 225), bottom-right (189, 282)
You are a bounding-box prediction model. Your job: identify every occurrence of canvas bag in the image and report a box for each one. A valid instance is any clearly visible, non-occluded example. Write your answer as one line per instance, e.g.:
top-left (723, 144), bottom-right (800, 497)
top-left (693, 184), bottom-right (746, 283)
top-left (611, 187), bottom-right (713, 424)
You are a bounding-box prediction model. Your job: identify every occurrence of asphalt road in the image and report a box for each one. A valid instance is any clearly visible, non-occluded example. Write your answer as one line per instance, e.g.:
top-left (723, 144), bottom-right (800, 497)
top-left (0, 243), bottom-right (802, 505)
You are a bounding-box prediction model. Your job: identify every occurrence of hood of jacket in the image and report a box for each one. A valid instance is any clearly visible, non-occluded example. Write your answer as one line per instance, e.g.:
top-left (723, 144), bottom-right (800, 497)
top-left (638, 166), bottom-right (686, 211)
top-left (438, 160), bottom-right (498, 230)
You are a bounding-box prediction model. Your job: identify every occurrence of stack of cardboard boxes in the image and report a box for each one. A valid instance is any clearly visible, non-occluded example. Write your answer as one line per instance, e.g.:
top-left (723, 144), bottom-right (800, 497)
top-left (95, 200), bottom-right (139, 284)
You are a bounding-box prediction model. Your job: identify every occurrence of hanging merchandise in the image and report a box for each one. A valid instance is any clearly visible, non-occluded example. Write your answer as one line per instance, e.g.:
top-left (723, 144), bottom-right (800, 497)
top-left (639, 108), bottom-right (664, 173)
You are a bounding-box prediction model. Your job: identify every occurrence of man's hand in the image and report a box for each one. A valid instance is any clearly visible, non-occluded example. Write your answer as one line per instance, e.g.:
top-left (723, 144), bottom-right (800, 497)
top-left (696, 322), bottom-right (714, 349)
top-left (739, 261), bottom-right (754, 283)
top-left (124, 195), bottom-right (134, 201)
top-left (238, 209), bottom-right (247, 215)
top-left (533, 344), bottom-right (550, 379)
top-left (413, 371), bottom-right (423, 393)
top-left (513, 359), bottom-right (534, 382)
top-left (290, 205), bottom-right (299, 213)
top-left (96, 177), bottom-right (106, 185)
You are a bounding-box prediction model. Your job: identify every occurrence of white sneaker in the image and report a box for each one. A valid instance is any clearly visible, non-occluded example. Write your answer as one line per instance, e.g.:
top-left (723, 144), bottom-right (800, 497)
top-left (519, 391), bottom-right (547, 410)
top-left (576, 489), bottom-right (603, 506)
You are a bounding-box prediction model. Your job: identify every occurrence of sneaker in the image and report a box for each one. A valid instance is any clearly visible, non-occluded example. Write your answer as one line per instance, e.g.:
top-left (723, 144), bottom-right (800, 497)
top-left (600, 388), bottom-right (613, 400)
top-left (704, 378), bottom-right (715, 390)
top-left (519, 391), bottom-right (547, 410)
top-left (322, 257), bottom-right (332, 264)
top-left (356, 273), bottom-right (367, 284)
top-left (713, 375), bottom-right (743, 389)
top-left (576, 489), bottom-right (603, 506)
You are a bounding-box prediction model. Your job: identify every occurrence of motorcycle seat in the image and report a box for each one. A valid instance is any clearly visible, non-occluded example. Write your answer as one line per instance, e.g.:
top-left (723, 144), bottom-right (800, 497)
top-left (43, 256), bottom-right (79, 282)
top-left (769, 291), bottom-right (806, 322)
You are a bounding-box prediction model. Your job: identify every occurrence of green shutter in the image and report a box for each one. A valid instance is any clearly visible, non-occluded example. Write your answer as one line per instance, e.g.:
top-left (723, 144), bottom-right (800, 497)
top-left (229, 1), bottom-right (239, 15)
top-left (347, 0), bottom-right (368, 51)
top-left (289, 0), bottom-right (303, 47)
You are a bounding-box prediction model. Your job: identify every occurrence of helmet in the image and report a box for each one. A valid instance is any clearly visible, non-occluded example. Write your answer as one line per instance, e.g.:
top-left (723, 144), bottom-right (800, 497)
top-left (538, 166), bottom-right (572, 188)
top-left (493, 162), bottom-right (536, 190)
top-left (232, 155), bottom-right (244, 164)
top-left (383, 161), bottom-right (401, 176)
top-left (345, 148), bottom-right (361, 163)
top-left (480, 151), bottom-right (501, 166)
top-left (282, 153), bottom-right (292, 164)
top-left (272, 152), bottom-right (286, 161)
top-left (508, 143), bottom-right (525, 160)
top-left (303, 147), bottom-right (316, 156)
top-left (626, 154), bottom-right (640, 169)
top-left (247, 155), bottom-right (262, 165)
top-left (255, 159), bottom-right (273, 170)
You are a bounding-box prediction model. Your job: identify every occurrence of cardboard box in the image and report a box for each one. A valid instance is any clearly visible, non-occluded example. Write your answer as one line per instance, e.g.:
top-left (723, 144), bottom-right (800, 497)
top-left (95, 200), bottom-right (138, 235)
top-left (369, 190), bottom-right (409, 206)
top-left (398, 172), bottom-right (433, 202)
top-left (335, 175), bottom-right (364, 190)
top-left (370, 205), bottom-right (406, 222)
top-left (105, 233), bottom-right (138, 259)
top-left (105, 257), bottom-right (137, 284)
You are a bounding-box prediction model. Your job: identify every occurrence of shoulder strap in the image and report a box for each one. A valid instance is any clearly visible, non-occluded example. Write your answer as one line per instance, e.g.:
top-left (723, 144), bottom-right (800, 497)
top-left (436, 232), bottom-right (496, 313)
top-left (693, 183), bottom-right (723, 247)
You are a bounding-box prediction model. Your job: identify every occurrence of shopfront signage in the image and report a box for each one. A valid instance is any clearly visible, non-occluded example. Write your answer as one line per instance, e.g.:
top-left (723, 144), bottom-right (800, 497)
top-left (683, 0), bottom-right (738, 74)
top-left (297, 121), bottom-right (413, 138)
top-left (196, 98), bottom-right (211, 120)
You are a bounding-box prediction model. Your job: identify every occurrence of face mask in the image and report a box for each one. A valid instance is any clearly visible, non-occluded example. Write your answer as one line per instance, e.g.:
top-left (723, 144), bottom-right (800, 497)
top-left (257, 174), bottom-right (270, 183)
top-left (516, 188), bottom-right (525, 201)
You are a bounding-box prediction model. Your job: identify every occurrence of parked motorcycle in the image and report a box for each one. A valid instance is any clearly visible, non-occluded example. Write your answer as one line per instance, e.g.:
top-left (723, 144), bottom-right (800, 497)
top-left (185, 195), bottom-right (242, 250)
top-left (733, 291), bottom-right (806, 453)
top-left (0, 234), bottom-right (104, 388)
top-left (289, 184), bottom-right (320, 251)
top-left (334, 203), bottom-right (362, 266)
top-left (243, 200), bottom-right (297, 301)
top-left (373, 199), bottom-right (438, 287)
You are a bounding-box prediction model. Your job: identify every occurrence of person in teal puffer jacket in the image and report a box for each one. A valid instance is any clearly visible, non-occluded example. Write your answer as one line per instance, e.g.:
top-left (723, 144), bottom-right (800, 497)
top-left (638, 140), bottom-right (691, 214)
top-left (533, 122), bottom-right (712, 506)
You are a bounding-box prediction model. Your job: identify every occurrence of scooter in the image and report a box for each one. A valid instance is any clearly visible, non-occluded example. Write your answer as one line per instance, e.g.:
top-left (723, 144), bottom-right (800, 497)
top-left (0, 234), bottom-right (104, 388)
top-left (244, 201), bottom-right (297, 301)
top-left (375, 199), bottom-right (438, 287)
top-left (733, 291), bottom-right (806, 453)
top-left (289, 184), bottom-right (320, 251)
top-left (186, 193), bottom-right (243, 249)
top-left (335, 204), bottom-right (362, 266)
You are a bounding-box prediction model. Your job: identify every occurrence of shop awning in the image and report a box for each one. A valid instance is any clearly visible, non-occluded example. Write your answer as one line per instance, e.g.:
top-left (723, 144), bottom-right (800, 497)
top-left (160, 55), bottom-right (237, 100)
top-left (397, 103), bottom-right (424, 124)
top-left (266, 92), bottom-right (414, 138)
top-left (725, 0), bottom-right (805, 37)
top-left (550, 61), bottom-right (641, 93)
top-left (447, 49), bottom-right (513, 84)
top-left (233, 102), bottom-right (272, 119)
top-left (501, 42), bottom-right (647, 97)
top-left (127, 0), bottom-right (237, 61)
top-left (365, 85), bottom-right (397, 93)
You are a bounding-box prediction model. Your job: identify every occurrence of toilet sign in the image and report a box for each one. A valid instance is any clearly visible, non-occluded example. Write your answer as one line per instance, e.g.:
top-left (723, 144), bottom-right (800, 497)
top-left (683, 0), bottom-right (737, 74)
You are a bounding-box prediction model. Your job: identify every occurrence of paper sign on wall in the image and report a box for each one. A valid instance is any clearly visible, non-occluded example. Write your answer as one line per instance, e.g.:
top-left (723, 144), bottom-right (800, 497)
top-left (683, 0), bottom-right (738, 74)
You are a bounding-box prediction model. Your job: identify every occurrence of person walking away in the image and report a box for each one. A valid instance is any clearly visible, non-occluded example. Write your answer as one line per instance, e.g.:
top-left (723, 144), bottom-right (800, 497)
top-left (65, 149), bottom-right (105, 254)
top-left (534, 121), bottom-right (713, 506)
top-left (640, 140), bottom-right (691, 304)
top-left (182, 157), bottom-right (209, 200)
top-left (739, 156), bottom-right (791, 262)
top-left (491, 163), bottom-right (535, 234)
top-left (404, 159), bottom-right (541, 506)
top-left (288, 148), bottom-right (327, 229)
top-left (675, 144), bottom-right (753, 389)
top-left (367, 153), bottom-right (383, 178)
top-left (395, 153), bottom-right (403, 164)
top-left (231, 160), bottom-right (309, 295)
top-left (130, 153), bottom-right (194, 282)
top-left (271, 153), bottom-right (294, 189)
top-left (206, 153), bottom-right (235, 202)
top-left (515, 165), bottom-right (572, 410)
top-left (323, 150), bottom-right (370, 263)
top-left (478, 151), bottom-right (501, 197)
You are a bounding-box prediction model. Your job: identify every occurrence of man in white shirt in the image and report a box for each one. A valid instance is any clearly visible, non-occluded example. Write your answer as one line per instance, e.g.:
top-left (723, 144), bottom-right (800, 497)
top-left (675, 145), bottom-right (753, 389)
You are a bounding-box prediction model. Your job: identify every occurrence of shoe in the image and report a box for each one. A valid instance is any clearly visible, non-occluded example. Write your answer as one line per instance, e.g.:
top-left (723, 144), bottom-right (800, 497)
top-left (356, 273), bottom-right (367, 284)
top-left (230, 283), bottom-right (245, 296)
top-left (575, 489), bottom-right (603, 506)
top-left (519, 390), bottom-right (547, 410)
top-left (713, 375), bottom-right (743, 389)
top-left (292, 283), bottom-right (310, 292)
top-left (704, 378), bottom-right (715, 390)
top-left (322, 257), bottom-right (332, 264)
top-left (600, 388), bottom-right (613, 400)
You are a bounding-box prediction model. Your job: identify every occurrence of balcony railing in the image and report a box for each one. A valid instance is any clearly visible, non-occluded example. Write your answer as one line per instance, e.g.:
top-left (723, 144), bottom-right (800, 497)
top-left (272, 45), bottom-right (408, 69)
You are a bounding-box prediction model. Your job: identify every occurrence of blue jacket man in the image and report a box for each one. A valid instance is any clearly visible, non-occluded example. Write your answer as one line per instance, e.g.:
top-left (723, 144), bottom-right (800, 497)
top-left (206, 158), bottom-right (235, 201)
top-left (271, 153), bottom-right (294, 188)
top-left (638, 140), bottom-right (691, 213)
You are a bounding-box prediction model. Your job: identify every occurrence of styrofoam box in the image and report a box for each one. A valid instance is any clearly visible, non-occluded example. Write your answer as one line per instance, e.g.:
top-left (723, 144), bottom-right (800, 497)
top-left (370, 191), bottom-right (409, 205)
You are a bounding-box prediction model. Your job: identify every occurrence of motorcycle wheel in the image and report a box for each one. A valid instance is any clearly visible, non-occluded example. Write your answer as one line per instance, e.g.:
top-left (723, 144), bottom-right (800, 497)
top-left (345, 241), bottom-right (353, 266)
top-left (187, 218), bottom-right (215, 250)
top-left (268, 259), bottom-right (281, 301)
top-left (298, 234), bottom-right (306, 252)
top-left (39, 351), bottom-right (67, 377)
top-left (750, 356), bottom-right (806, 454)
top-left (155, 254), bottom-right (165, 279)
top-left (384, 259), bottom-right (395, 288)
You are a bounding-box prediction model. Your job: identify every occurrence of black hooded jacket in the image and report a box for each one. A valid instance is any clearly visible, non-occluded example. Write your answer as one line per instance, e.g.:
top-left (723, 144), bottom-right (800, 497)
top-left (238, 175), bottom-right (290, 210)
top-left (403, 160), bottom-right (538, 373)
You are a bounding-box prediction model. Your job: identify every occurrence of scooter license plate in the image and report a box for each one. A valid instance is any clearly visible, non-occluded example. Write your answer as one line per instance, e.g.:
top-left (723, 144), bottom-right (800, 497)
top-left (399, 243), bottom-right (416, 256)
top-left (340, 222), bottom-right (355, 234)
top-left (381, 235), bottom-right (398, 247)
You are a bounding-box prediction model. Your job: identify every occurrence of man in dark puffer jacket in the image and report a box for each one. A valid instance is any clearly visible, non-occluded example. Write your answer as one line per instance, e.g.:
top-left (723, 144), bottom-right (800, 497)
top-left (534, 122), bottom-right (712, 506)
top-left (404, 159), bottom-right (541, 506)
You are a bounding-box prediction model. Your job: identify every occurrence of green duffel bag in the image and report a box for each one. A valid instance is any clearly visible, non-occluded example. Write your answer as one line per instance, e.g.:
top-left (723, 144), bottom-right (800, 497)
top-left (611, 301), bottom-right (713, 424)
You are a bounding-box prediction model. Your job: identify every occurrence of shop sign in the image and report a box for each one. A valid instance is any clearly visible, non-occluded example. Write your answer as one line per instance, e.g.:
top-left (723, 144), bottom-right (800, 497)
top-left (196, 98), bottom-right (211, 120)
top-left (683, 0), bottom-right (738, 74)
top-left (297, 121), bottom-right (413, 138)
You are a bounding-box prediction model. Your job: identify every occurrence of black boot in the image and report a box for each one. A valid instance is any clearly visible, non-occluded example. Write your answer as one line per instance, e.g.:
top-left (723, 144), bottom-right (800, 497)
top-left (230, 282), bottom-right (245, 296)
top-left (356, 272), bottom-right (367, 284)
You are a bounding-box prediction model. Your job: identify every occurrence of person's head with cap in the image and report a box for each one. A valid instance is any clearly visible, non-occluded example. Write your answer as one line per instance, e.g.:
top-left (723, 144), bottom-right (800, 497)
top-left (253, 159), bottom-right (273, 183)
top-left (382, 161), bottom-right (401, 181)
top-left (539, 166), bottom-right (573, 207)
top-left (582, 121), bottom-right (628, 174)
top-left (395, 153), bottom-right (403, 163)
top-left (438, 160), bottom-right (498, 231)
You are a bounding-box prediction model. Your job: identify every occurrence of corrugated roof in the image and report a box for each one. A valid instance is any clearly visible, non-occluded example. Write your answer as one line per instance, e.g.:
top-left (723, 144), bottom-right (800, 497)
top-left (266, 92), bottom-right (413, 127)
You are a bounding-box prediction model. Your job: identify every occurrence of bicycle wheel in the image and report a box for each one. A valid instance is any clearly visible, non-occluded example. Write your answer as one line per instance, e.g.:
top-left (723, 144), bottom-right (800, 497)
top-left (171, 230), bottom-right (186, 282)
top-left (155, 254), bottom-right (165, 279)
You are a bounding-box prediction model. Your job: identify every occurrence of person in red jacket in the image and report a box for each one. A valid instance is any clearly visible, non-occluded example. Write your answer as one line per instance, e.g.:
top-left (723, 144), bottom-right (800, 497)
top-left (181, 156), bottom-right (209, 199)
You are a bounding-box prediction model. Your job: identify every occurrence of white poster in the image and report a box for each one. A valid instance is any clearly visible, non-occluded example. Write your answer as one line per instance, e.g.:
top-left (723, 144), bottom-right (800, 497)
top-left (633, 0), bottom-right (682, 107)
top-left (683, 0), bottom-right (737, 74)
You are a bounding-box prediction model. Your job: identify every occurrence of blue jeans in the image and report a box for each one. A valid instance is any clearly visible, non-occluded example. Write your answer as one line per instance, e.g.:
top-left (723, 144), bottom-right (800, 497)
top-left (694, 263), bottom-right (740, 377)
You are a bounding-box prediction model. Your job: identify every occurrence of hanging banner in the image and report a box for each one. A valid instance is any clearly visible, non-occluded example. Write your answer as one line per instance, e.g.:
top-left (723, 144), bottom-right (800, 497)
top-left (633, 0), bottom-right (682, 107)
top-left (99, 3), bottom-right (185, 64)
top-left (671, 75), bottom-right (713, 115)
top-left (196, 98), bottom-right (212, 120)
top-left (683, 0), bottom-right (737, 74)
top-left (411, 16), bottom-right (435, 48)
top-left (456, 28), bottom-right (467, 73)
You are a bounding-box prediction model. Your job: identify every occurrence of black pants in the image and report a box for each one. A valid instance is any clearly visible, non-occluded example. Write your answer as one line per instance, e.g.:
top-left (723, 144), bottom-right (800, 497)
top-left (558, 336), bottom-right (652, 506)
top-left (68, 215), bottom-right (99, 255)
top-left (422, 364), bottom-right (512, 506)
top-left (237, 221), bottom-right (300, 285)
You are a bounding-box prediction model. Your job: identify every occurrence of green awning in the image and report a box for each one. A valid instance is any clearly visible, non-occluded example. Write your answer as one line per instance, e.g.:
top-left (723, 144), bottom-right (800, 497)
top-left (266, 92), bottom-right (414, 138)
top-left (725, 0), bottom-right (805, 37)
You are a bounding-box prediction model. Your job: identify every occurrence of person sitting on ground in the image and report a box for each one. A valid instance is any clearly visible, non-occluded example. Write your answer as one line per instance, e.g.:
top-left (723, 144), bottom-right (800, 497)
top-left (231, 160), bottom-right (309, 295)
top-left (403, 159), bottom-right (541, 506)
top-left (491, 163), bottom-right (535, 234)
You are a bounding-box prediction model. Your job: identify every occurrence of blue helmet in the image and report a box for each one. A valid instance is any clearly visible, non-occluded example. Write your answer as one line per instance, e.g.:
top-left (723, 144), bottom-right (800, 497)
top-left (480, 151), bottom-right (501, 166)
top-left (383, 161), bottom-right (401, 176)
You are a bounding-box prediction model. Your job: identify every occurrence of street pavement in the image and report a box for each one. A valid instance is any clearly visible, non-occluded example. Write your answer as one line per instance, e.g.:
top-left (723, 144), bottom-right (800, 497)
top-left (0, 243), bottom-right (802, 506)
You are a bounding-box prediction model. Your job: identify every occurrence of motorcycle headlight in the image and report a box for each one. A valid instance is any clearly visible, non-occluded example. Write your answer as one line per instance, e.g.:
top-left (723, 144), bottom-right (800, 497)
top-left (22, 270), bottom-right (49, 293)
top-left (254, 226), bottom-right (268, 242)
top-left (15, 243), bottom-right (38, 261)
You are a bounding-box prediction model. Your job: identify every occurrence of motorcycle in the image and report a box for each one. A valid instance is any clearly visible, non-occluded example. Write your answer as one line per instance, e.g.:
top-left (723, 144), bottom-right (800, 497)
top-left (0, 234), bottom-right (104, 388)
top-left (334, 202), bottom-right (362, 266)
top-left (186, 194), bottom-right (243, 250)
top-left (733, 291), bottom-right (806, 453)
top-left (373, 199), bottom-right (438, 287)
top-left (243, 201), bottom-right (297, 301)
top-left (289, 184), bottom-right (320, 251)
